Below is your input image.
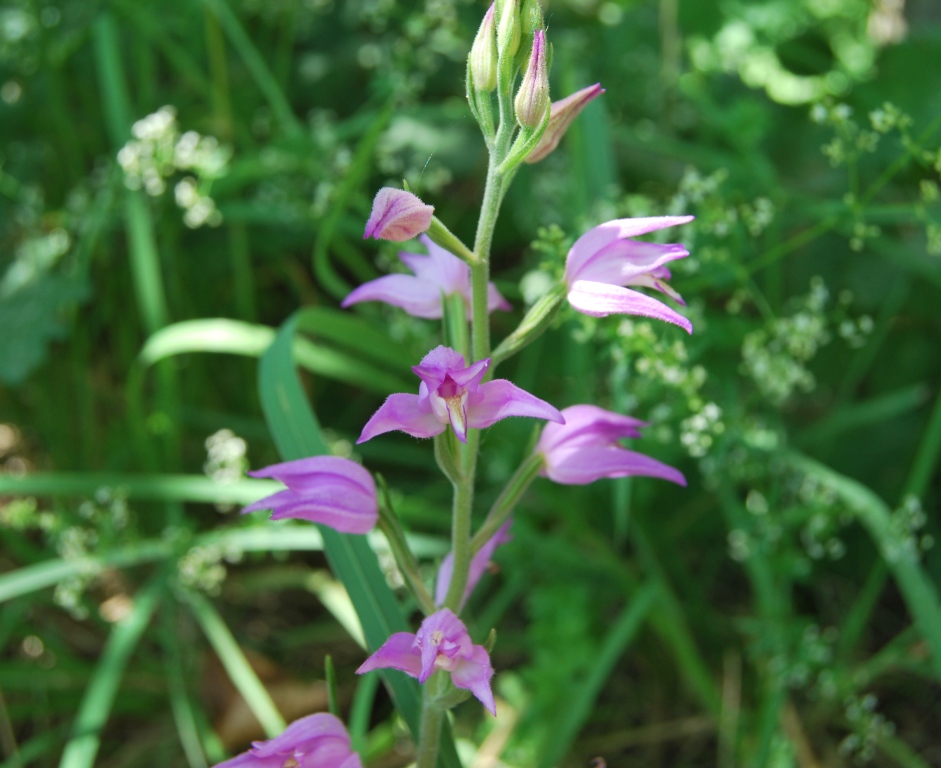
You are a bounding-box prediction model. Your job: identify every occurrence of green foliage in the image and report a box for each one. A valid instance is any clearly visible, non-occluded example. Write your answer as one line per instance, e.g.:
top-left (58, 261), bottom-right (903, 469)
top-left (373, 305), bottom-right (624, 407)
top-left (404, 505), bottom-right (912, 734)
top-left (1, 0), bottom-right (940, 766)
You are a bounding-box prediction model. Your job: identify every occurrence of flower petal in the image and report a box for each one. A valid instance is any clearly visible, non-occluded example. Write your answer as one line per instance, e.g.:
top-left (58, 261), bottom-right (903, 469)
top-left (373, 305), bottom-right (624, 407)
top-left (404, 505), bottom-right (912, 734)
top-left (565, 216), bottom-right (694, 282)
top-left (486, 283), bottom-right (512, 314)
top-left (258, 491), bottom-right (376, 534)
top-left (356, 632), bottom-right (422, 678)
top-left (451, 646), bottom-right (496, 716)
top-left (247, 456), bottom-right (373, 493)
top-left (435, 520), bottom-right (512, 608)
top-left (543, 445), bottom-right (686, 486)
top-left (250, 713), bottom-right (350, 758)
top-left (341, 274), bottom-right (444, 319)
top-left (363, 188), bottom-right (434, 241)
top-left (357, 393), bottom-right (444, 443)
top-left (537, 404), bottom-right (646, 455)
top-left (467, 380), bottom-right (565, 429)
top-left (568, 239), bottom-right (688, 286)
top-left (567, 280), bottom-right (692, 333)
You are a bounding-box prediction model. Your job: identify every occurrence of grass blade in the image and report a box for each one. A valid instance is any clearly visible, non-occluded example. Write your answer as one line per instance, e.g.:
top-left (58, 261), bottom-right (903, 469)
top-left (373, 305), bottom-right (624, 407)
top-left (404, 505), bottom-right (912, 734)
top-left (537, 582), bottom-right (658, 768)
top-left (184, 590), bottom-right (286, 738)
top-left (787, 451), bottom-right (941, 679)
top-left (58, 576), bottom-right (165, 768)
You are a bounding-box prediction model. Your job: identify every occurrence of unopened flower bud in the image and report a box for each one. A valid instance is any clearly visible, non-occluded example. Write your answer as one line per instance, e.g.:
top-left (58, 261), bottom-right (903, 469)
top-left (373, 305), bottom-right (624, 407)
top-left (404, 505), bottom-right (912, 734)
top-left (514, 30), bottom-right (549, 129)
top-left (521, 0), bottom-right (543, 36)
top-left (525, 83), bottom-right (605, 163)
top-left (469, 3), bottom-right (497, 92)
top-left (363, 187), bottom-right (434, 241)
top-left (497, 0), bottom-right (521, 59)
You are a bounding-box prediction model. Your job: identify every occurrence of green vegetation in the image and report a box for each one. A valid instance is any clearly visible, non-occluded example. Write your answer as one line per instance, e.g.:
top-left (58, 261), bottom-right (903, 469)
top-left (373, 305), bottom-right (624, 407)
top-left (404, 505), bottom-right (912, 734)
top-left (1, 0), bottom-right (939, 765)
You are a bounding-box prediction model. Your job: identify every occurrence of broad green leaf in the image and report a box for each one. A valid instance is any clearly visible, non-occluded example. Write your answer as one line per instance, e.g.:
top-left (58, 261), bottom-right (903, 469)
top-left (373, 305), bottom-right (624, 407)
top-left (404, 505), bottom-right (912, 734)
top-left (140, 317), bottom-right (411, 395)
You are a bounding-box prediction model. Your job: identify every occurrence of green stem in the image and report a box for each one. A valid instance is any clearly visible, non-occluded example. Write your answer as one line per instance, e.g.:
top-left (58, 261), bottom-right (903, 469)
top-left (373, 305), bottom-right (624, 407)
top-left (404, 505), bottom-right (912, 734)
top-left (471, 452), bottom-right (544, 554)
top-left (443, 433), bottom-right (479, 612)
top-left (376, 479), bottom-right (436, 615)
top-left (415, 677), bottom-right (445, 768)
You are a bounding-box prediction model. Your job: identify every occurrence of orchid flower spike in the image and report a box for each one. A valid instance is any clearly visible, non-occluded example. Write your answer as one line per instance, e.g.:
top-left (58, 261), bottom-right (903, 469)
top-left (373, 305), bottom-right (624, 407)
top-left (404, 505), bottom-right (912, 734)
top-left (363, 187), bottom-right (434, 241)
top-left (435, 520), bottom-right (513, 609)
top-left (341, 235), bottom-right (510, 319)
top-left (211, 712), bottom-right (363, 768)
top-left (565, 216), bottom-right (695, 333)
top-left (536, 404), bottom-right (686, 486)
top-left (243, 456), bottom-right (378, 534)
top-left (358, 345), bottom-right (564, 444)
top-left (357, 608), bottom-right (496, 715)
top-left (525, 83), bottom-right (605, 164)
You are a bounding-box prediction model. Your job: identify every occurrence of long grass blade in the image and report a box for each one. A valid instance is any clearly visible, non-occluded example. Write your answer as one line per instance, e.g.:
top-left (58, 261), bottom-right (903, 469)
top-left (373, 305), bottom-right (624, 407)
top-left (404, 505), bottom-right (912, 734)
top-left (787, 451), bottom-right (941, 679)
top-left (184, 590), bottom-right (286, 738)
top-left (537, 582), bottom-right (658, 768)
top-left (58, 576), bottom-right (165, 768)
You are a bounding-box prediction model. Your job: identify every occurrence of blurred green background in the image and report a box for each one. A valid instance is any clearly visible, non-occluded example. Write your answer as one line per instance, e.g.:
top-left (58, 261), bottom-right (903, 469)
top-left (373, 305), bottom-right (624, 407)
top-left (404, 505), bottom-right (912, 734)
top-left (1, 0), bottom-right (940, 766)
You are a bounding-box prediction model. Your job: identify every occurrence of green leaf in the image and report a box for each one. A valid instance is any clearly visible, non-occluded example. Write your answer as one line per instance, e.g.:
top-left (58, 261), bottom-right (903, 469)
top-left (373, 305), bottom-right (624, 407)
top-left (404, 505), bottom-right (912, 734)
top-left (140, 316), bottom-right (412, 395)
top-left (258, 311), bottom-right (462, 767)
top-left (786, 451), bottom-right (941, 679)
top-left (0, 272), bottom-right (89, 385)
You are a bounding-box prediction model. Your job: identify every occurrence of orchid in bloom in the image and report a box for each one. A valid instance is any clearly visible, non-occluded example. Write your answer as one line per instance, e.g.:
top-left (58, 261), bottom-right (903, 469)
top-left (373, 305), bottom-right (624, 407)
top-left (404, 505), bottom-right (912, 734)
top-left (363, 187), bottom-right (434, 241)
top-left (341, 235), bottom-right (510, 319)
top-left (565, 216), bottom-right (695, 333)
top-left (357, 608), bottom-right (496, 715)
top-left (243, 456), bottom-right (378, 534)
top-left (358, 345), bottom-right (564, 444)
top-left (536, 404), bottom-right (686, 486)
top-left (435, 520), bottom-right (512, 609)
top-left (212, 713), bottom-right (362, 768)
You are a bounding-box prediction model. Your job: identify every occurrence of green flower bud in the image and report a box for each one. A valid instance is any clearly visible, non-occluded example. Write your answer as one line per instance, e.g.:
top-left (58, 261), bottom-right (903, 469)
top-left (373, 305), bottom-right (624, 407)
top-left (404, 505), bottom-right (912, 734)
top-left (469, 3), bottom-right (497, 92)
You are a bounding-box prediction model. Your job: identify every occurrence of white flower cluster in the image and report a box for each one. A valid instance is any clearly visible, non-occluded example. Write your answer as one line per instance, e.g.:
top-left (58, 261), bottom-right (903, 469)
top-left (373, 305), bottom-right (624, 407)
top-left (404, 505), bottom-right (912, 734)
top-left (680, 402), bottom-right (724, 458)
top-left (882, 495), bottom-right (933, 564)
top-left (741, 277), bottom-right (833, 404)
top-left (177, 545), bottom-right (231, 595)
top-left (204, 428), bottom-right (249, 512)
top-left (117, 106), bottom-right (230, 228)
top-left (839, 693), bottom-right (896, 763)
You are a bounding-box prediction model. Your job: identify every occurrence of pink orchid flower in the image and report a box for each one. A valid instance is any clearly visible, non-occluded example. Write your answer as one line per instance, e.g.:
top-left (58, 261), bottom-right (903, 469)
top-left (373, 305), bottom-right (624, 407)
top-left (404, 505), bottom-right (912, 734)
top-left (565, 216), bottom-right (695, 333)
top-left (357, 346), bottom-right (564, 444)
top-left (341, 235), bottom-right (510, 319)
top-left (435, 520), bottom-right (512, 609)
top-left (357, 608), bottom-right (496, 715)
top-left (363, 187), bottom-right (434, 241)
top-left (243, 456), bottom-right (378, 534)
top-left (212, 712), bottom-right (362, 768)
top-left (536, 404), bottom-right (686, 486)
